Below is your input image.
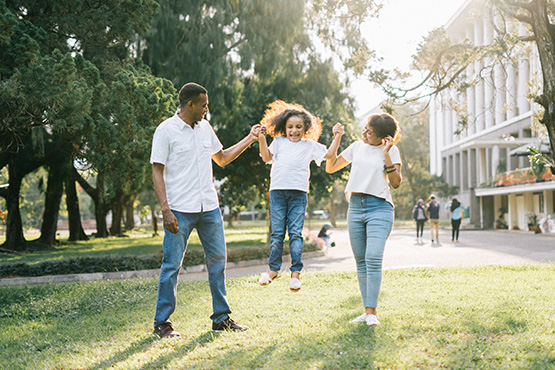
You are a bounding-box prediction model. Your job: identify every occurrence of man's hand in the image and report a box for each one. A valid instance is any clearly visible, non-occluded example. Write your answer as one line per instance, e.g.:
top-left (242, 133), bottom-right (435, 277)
top-left (162, 209), bottom-right (179, 234)
top-left (249, 124), bottom-right (262, 143)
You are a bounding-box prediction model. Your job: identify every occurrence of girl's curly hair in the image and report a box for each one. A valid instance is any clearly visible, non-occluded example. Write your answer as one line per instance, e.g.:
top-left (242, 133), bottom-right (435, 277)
top-left (260, 100), bottom-right (322, 141)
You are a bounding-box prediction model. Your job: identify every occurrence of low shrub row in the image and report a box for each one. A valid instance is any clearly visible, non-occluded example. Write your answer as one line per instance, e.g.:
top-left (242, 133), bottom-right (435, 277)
top-left (0, 243), bottom-right (319, 278)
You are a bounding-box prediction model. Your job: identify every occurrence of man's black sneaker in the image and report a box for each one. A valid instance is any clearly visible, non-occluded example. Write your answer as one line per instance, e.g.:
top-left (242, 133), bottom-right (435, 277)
top-left (154, 323), bottom-right (181, 338)
top-left (212, 317), bottom-right (249, 332)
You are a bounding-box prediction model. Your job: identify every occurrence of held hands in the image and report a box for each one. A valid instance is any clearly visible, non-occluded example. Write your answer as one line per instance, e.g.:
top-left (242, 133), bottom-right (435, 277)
top-left (258, 125), bottom-right (267, 139)
top-left (332, 123), bottom-right (344, 139)
top-left (249, 124), bottom-right (263, 142)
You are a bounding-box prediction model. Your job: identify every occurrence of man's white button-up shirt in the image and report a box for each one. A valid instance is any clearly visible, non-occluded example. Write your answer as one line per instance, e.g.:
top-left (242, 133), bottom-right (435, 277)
top-left (150, 114), bottom-right (223, 213)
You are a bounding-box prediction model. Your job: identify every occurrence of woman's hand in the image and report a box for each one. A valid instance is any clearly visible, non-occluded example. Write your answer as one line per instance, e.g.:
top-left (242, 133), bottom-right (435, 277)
top-left (382, 135), bottom-right (394, 153)
top-left (332, 123), bottom-right (344, 138)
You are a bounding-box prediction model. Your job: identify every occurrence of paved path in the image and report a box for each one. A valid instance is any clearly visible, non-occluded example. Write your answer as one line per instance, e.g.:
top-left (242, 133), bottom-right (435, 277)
top-left (2, 227), bottom-right (554, 286)
top-left (181, 227), bottom-right (555, 281)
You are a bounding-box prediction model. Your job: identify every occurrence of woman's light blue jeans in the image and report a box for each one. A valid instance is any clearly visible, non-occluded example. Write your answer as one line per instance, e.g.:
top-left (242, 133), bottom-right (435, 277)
top-left (154, 208), bottom-right (231, 327)
top-left (347, 193), bottom-right (394, 308)
top-left (269, 190), bottom-right (307, 273)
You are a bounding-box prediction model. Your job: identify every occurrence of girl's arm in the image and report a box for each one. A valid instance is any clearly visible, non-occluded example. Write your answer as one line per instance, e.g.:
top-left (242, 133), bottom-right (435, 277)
top-left (382, 135), bottom-right (402, 189)
top-left (258, 126), bottom-right (273, 163)
top-left (325, 123), bottom-right (349, 173)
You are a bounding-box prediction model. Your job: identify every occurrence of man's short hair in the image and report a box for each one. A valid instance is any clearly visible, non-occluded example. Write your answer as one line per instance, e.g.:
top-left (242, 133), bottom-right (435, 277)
top-left (430, 195), bottom-right (436, 199)
top-left (179, 83), bottom-right (207, 108)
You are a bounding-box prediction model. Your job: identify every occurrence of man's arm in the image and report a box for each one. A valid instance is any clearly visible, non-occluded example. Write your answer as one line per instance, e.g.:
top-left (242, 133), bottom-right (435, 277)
top-left (212, 124), bottom-right (261, 167)
top-left (152, 163), bottom-right (178, 234)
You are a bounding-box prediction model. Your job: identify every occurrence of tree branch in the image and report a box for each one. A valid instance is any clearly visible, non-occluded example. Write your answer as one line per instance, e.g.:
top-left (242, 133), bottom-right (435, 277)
top-left (73, 167), bottom-right (98, 202)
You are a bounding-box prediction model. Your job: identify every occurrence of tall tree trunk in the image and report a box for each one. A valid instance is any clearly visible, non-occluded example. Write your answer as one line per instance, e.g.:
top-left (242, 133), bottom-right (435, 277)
top-left (528, 0), bottom-right (555, 163)
top-left (36, 163), bottom-right (64, 245)
top-left (75, 169), bottom-right (109, 237)
top-left (110, 190), bottom-right (124, 236)
top-left (329, 198), bottom-right (337, 227)
top-left (124, 196), bottom-right (135, 231)
top-left (65, 169), bottom-right (88, 241)
top-left (151, 207), bottom-right (158, 236)
top-left (1, 171), bottom-right (26, 251)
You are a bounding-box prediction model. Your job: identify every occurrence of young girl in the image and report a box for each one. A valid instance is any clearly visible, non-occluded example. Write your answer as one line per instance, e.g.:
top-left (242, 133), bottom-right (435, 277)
top-left (326, 113), bottom-right (402, 326)
top-left (257, 100), bottom-right (327, 292)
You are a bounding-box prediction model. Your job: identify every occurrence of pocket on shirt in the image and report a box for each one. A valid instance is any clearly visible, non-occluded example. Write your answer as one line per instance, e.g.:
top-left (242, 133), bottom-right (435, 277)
top-left (202, 140), bottom-right (212, 153)
top-left (174, 144), bottom-right (191, 153)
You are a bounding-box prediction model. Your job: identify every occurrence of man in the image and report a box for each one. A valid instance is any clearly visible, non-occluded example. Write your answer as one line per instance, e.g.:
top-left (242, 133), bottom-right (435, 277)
top-left (427, 194), bottom-right (440, 243)
top-left (150, 82), bottom-right (261, 338)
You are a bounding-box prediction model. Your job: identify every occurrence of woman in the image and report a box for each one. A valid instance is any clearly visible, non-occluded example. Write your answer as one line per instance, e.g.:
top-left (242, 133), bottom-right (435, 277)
top-left (446, 198), bottom-right (463, 242)
top-left (412, 199), bottom-right (427, 241)
top-left (326, 113), bottom-right (402, 326)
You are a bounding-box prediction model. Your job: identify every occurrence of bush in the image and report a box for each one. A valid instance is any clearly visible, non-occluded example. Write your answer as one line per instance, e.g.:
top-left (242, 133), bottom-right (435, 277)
top-left (0, 243), bottom-right (319, 278)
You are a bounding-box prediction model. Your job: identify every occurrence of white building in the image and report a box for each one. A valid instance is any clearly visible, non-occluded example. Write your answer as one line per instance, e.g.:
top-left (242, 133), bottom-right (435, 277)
top-left (429, 0), bottom-right (555, 231)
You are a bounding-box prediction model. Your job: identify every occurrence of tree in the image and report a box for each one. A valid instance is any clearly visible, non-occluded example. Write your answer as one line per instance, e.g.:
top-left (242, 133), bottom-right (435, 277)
top-left (74, 63), bottom-right (176, 237)
top-left (378, 0), bottom-right (555, 163)
top-left (0, 0), bottom-right (165, 250)
top-left (388, 103), bottom-right (458, 219)
top-left (141, 0), bottom-right (381, 215)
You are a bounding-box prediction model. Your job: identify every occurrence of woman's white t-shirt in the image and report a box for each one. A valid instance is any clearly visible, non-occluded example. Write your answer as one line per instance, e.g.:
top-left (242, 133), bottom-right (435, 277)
top-left (267, 136), bottom-right (327, 192)
top-left (339, 140), bottom-right (401, 206)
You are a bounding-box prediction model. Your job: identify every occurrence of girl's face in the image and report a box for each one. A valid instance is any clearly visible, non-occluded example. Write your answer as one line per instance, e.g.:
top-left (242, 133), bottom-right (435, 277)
top-left (362, 123), bottom-right (382, 146)
top-left (285, 116), bottom-right (306, 142)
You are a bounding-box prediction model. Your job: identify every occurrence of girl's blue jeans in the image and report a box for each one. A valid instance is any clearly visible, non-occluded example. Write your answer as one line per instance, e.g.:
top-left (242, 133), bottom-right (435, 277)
top-left (154, 208), bottom-right (231, 327)
top-left (347, 193), bottom-right (394, 308)
top-left (269, 190), bottom-right (307, 273)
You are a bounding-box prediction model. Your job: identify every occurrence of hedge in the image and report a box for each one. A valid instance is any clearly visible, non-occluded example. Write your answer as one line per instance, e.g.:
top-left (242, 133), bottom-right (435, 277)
top-left (0, 243), bottom-right (319, 279)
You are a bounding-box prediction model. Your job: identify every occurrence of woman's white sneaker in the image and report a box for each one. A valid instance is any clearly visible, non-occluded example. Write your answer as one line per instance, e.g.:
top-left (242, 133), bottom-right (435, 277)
top-left (349, 313), bottom-right (368, 324)
top-left (365, 314), bottom-right (380, 326)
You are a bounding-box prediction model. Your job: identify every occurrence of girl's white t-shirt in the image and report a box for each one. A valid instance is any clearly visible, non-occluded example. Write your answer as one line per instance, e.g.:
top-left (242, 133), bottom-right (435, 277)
top-left (339, 140), bottom-right (402, 206)
top-left (267, 136), bottom-right (327, 192)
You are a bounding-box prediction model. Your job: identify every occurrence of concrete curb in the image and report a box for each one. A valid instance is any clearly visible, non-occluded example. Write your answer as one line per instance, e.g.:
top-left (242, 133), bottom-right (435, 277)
top-left (0, 250), bottom-right (325, 287)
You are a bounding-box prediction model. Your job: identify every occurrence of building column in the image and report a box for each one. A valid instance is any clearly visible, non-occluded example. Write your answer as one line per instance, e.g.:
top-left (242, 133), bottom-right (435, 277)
top-left (474, 20), bottom-right (485, 132)
top-left (492, 145), bottom-right (500, 179)
top-left (483, 17), bottom-right (494, 129)
top-left (479, 148), bottom-right (487, 185)
top-left (506, 62), bottom-right (517, 120)
top-left (466, 26), bottom-right (476, 135)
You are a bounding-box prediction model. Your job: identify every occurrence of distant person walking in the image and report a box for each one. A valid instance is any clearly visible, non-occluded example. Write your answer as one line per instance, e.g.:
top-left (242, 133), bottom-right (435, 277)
top-left (412, 199), bottom-right (427, 241)
top-left (446, 198), bottom-right (463, 242)
top-left (427, 195), bottom-right (440, 243)
top-left (150, 82), bottom-right (261, 338)
top-left (325, 113), bottom-right (402, 326)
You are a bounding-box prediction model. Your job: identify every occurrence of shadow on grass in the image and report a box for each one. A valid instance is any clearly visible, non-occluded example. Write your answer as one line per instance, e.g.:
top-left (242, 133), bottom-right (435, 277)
top-left (87, 336), bottom-right (158, 370)
top-left (140, 331), bottom-right (220, 369)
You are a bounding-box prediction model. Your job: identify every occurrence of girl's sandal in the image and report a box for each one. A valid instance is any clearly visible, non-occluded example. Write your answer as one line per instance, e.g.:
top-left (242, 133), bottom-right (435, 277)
top-left (259, 271), bottom-right (280, 286)
top-left (289, 277), bottom-right (301, 292)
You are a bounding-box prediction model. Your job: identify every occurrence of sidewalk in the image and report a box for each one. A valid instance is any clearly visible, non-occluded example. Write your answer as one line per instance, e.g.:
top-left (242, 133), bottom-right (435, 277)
top-left (180, 226), bottom-right (555, 281)
top-left (2, 227), bottom-right (554, 286)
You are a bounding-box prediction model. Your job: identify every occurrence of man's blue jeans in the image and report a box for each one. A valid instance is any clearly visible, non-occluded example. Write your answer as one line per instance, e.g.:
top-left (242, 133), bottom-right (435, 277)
top-left (347, 193), bottom-right (394, 308)
top-left (269, 190), bottom-right (307, 273)
top-left (154, 208), bottom-right (231, 327)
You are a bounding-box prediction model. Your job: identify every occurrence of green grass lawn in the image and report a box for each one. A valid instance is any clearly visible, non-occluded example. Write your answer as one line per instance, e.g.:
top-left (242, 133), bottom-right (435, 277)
top-left (0, 227), bottom-right (271, 265)
top-left (1, 264), bottom-right (554, 369)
